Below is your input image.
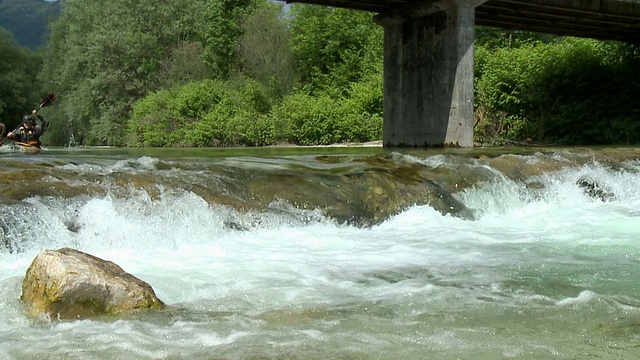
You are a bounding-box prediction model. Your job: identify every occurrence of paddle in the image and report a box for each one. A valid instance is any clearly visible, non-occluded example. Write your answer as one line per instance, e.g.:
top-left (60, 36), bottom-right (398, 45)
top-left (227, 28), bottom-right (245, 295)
top-left (0, 93), bottom-right (56, 146)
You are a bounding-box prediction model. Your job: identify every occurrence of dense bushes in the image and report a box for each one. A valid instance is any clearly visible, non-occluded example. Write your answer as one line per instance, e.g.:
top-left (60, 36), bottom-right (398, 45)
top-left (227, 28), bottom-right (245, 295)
top-left (129, 76), bottom-right (382, 147)
top-left (475, 38), bottom-right (640, 145)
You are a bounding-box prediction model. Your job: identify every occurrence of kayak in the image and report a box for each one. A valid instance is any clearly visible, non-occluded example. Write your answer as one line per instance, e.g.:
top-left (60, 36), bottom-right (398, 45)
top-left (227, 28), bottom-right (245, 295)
top-left (1, 142), bottom-right (42, 154)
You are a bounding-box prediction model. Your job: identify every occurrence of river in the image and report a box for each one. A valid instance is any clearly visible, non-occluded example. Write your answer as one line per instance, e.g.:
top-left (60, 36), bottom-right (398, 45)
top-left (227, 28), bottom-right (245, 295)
top-left (1, 145), bottom-right (639, 359)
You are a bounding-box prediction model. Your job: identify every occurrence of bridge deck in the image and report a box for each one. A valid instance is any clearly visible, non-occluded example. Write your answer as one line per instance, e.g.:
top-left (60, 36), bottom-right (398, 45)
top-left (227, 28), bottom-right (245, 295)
top-left (283, 0), bottom-right (640, 43)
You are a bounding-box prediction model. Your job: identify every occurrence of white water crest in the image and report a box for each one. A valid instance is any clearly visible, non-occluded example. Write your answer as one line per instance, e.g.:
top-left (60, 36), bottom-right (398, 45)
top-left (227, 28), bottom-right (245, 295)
top-left (1, 149), bottom-right (640, 359)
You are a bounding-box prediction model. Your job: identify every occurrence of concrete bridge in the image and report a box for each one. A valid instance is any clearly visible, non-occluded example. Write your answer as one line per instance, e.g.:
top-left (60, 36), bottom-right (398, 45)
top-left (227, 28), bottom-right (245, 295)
top-left (278, 0), bottom-right (640, 147)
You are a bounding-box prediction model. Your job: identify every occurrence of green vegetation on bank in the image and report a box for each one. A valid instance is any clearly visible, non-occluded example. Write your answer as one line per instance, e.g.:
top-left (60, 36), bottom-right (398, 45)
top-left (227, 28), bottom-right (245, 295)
top-left (0, 28), bottom-right (42, 127)
top-left (474, 37), bottom-right (640, 145)
top-left (0, 0), bottom-right (638, 147)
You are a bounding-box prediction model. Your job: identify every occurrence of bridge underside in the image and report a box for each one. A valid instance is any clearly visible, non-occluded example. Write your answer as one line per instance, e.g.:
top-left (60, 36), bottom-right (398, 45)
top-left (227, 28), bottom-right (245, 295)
top-left (476, 0), bottom-right (640, 43)
top-left (286, 0), bottom-right (640, 43)
top-left (282, 0), bottom-right (640, 147)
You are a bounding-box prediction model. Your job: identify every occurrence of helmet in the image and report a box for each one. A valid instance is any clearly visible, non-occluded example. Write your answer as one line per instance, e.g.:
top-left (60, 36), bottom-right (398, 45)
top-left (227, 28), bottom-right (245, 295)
top-left (22, 115), bottom-right (29, 122)
top-left (24, 118), bottom-right (35, 126)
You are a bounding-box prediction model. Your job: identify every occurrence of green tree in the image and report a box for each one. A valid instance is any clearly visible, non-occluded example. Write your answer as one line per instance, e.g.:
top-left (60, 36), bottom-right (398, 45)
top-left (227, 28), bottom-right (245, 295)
top-left (154, 41), bottom-right (212, 89)
top-left (288, 5), bottom-right (383, 94)
top-left (200, 0), bottom-right (258, 79)
top-left (127, 1), bottom-right (386, 148)
top-left (0, 27), bottom-right (42, 131)
top-left (40, 0), bottom-right (209, 146)
top-left (236, 0), bottom-right (299, 97)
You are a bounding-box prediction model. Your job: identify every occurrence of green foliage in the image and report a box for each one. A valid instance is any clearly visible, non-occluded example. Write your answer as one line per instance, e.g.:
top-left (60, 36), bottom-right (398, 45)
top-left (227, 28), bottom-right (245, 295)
top-left (268, 75), bottom-right (382, 146)
top-left (474, 43), bottom-right (547, 142)
top-left (474, 38), bottom-right (640, 145)
top-left (0, 27), bottom-right (43, 130)
top-left (130, 73), bottom-right (383, 147)
top-left (33, 0), bottom-right (386, 147)
top-left (129, 89), bottom-right (179, 147)
top-left (200, 0), bottom-right (257, 79)
top-left (526, 39), bottom-right (640, 144)
top-left (38, 105), bottom-right (70, 146)
top-left (40, 0), bottom-right (211, 146)
top-left (129, 80), bottom-right (225, 147)
top-left (236, 0), bottom-right (299, 97)
top-left (270, 92), bottom-right (338, 145)
top-left (124, 1), bottom-right (391, 149)
top-left (130, 78), bottom-right (280, 147)
top-left (6, 0), bottom-right (635, 149)
top-left (187, 77), bottom-right (278, 146)
top-left (288, 5), bottom-right (383, 93)
top-left (335, 74), bottom-right (383, 142)
top-left (154, 42), bottom-right (212, 89)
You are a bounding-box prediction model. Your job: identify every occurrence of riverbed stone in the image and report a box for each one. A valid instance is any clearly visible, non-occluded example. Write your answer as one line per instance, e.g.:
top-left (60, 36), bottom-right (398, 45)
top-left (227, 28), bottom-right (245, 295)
top-left (577, 177), bottom-right (616, 202)
top-left (21, 247), bottom-right (164, 320)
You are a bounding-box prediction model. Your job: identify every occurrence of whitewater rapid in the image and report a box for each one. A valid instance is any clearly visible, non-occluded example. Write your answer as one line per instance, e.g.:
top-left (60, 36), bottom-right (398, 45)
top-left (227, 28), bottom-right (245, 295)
top-left (1, 148), bottom-right (639, 359)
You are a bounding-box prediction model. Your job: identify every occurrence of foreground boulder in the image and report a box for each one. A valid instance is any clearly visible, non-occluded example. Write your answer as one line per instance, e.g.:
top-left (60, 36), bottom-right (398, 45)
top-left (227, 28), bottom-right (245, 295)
top-left (21, 247), bottom-right (164, 320)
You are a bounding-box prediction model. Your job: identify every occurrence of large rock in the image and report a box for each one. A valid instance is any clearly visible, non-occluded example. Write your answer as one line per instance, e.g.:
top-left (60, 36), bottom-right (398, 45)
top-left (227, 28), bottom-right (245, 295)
top-left (21, 247), bottom-right (164, 320)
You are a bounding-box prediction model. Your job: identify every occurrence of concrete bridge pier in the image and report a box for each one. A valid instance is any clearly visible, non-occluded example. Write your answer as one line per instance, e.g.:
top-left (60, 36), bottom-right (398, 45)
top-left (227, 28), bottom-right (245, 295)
top-left (374, 0), bottom-right (487, 147)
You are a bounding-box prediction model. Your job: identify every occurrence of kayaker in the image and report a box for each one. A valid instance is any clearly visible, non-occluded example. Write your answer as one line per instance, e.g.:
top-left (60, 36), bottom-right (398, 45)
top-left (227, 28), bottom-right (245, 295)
top-left (6, 110), bottom-right (49, 148)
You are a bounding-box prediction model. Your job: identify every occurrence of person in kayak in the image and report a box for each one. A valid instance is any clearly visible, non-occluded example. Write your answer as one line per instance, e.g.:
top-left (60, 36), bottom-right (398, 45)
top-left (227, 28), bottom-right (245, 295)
top-left (6, 110), bottom-right (49, 148)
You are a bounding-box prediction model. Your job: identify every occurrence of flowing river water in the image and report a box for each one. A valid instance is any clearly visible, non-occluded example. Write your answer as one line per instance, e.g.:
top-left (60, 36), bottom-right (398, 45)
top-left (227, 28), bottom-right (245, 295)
top-left (1, 145), bottom-right (640, 359)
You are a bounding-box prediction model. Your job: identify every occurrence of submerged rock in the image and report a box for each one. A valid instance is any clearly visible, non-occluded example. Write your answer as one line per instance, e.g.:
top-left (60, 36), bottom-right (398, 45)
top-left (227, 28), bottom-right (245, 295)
top-left (577, 177), bottom-right (615, 202)
top-left (21, 247), bottom-right (164, 320)
top-left (241, 155), bottom-right (476, 227)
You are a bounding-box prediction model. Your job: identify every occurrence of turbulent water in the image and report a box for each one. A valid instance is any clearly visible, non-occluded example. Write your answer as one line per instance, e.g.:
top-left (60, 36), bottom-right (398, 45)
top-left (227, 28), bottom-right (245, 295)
top-left (1, 146), bottom-right (640, 359)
